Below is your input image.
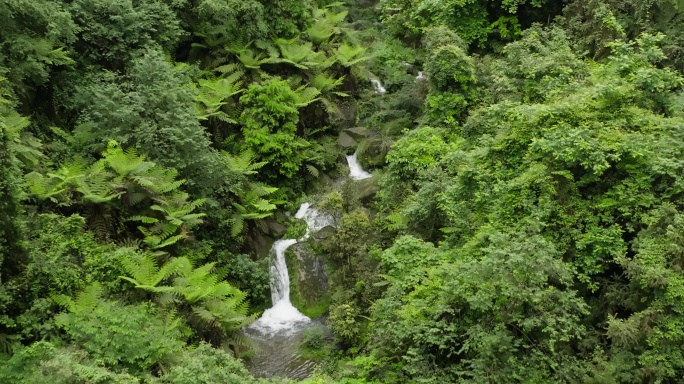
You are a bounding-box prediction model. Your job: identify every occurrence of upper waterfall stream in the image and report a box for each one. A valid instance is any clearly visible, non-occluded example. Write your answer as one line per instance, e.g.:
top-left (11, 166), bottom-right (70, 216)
top-left (244, 105), bottom-right (375, 381)
top-left (346, 153), bottom-right (372, 180)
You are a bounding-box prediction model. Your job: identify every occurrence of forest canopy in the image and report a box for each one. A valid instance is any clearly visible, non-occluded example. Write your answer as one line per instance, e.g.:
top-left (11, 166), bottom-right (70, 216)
top-left (2, 0), bottom-right (684, 383)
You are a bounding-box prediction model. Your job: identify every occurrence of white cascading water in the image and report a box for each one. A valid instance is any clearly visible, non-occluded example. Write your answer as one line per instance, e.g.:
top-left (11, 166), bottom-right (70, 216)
top-left (416, 71), bottom-right (426, 80)
top-left (370, 79), bottom-right (387, 94)
top-left (346, 153), bottom-right (372, 180)
top-left (247, 203), bottom-right (334, 333)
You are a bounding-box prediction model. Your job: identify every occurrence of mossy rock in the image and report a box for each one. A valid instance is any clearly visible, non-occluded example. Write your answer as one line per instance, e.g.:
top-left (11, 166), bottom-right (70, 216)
top-left (356, 176), bottom-right (379, 202)
top-left (313, 225), bottom-right (336, 240)
top-left (344, 127), bottom-right (370, 141)
top-left (265, 219), bottom-right (287, 237)
top-left (337, 131), bottom-right (358, 148)
top-left (357, 137), bottom-right (389, 169)
top-left (253, 232), bottom-right (275, 260)
top-left (286, 242), bottom-right (330, 318)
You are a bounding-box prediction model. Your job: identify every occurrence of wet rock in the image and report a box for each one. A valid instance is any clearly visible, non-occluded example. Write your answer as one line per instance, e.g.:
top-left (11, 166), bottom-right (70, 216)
top-left (253, 232), bottom-right (276, 260)
top-left (344, 127), bottom-right (369, 141)
top-left (358, 137), bottom-right (389, 168)
top-left (313, 225), bottom-right (336, 240)
top-left (288, 242), bottom-right (330, 312)
top-left (356, 176), bottom-right (379, 202)
top-left (266, 219), bottom-right (287, 237)
top-left (337, 131), bottom-right (357, 148)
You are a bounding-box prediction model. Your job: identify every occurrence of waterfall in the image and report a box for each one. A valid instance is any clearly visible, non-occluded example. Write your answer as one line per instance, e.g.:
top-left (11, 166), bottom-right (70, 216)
top-left (370, 79), bottom-right (386, 95)
top-left (346, 153), bottom-right (372, 180)
top-left (247, 203), bottom-right (334, 333)
top-left (416, 71), bottom-right (426, 80)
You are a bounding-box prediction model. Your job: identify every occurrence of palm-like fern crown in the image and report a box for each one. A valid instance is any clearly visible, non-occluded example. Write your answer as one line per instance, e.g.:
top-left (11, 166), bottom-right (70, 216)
top-left (53, 283), bottom-right (105, 328)
top-left (311, 72), bottom-right (345, 93)
top-left (2, 106), bottom-right (43, 167)
top-left (335, 42), bottom-right (370, 67)
top-left (307, 7), bottom-right (348, 45)
top-left (118, 255), bottom-right (254, 331)
top-left (26, 140), bottom-right (204, 250)
top-left (222, 150), bottom-right (268, 176)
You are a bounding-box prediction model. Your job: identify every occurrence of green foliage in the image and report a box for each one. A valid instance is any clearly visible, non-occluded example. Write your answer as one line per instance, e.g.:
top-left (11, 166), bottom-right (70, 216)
top-left (223, 151), bottom-right (279, 236)
top-left (560, 0), bottom-right (684, 71)
top-left (54, 283), bottom-right (185, 371)
top-left (0, 214), bottom-right (121, 343)
top-left (151, 342), bottom-right (274, 384)
top-left (0, 0), bottom-right (76, 92)
top-left (0, 96), bottom-right (25, 284)
top-left (379, 0), bottom-right (548, 46)
top-left (221, 252), bottom-right (271, 308)
top-left (7, 0), bottom-right (684, 382)
top-left (369, 229), bottom-right (588, 382)
top-left (384, 126), bottom-right (453, 183)
top-left (26, 141), bottom-right (206, 250)
top-left (119, 254), bottom-right (256, 337)
top-left (239, 77), bottom-right (312, 179)
top-left (302, 327), bottom-right (327, 350)
top-left (0, 341), bottom-right (140, 384)
top-left (424, 26), bottom-right (474, 91)
top-left (364, 29), bottom-right (684, 383)
top-left (68, 0), bottom-right (183, 68)
top-left (488, 25), bottom-right (587, 103)
top-left (194, 71), bottom-right (244, 125)
top-left (65, 49), bottom-right (224, 193)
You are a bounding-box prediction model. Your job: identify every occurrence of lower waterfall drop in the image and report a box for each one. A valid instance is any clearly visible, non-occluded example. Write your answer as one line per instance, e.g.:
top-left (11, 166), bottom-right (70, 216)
top-left (244, 203), bottom-right (333, 379)
top-left (247, 203), bottom-right (333, 333)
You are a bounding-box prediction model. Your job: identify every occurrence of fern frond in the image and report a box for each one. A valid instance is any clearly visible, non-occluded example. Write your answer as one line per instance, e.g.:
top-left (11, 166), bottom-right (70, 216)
top-left (336, 43), bottom-right (370, 67)
top-left (294, 86), bottom-right (321, 107)
top-left (127, 215), bottom-right (159, 224)
top-left (306, 164), bottom-right (320, 177)
top-left (153, 234), bottom-right (184, 249)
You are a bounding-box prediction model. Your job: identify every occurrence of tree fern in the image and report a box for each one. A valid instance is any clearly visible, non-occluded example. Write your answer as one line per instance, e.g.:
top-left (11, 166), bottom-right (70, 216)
top-left (311, 73), bottom-right (345, 93)
top-left (236, 48), bottom-right (273, 69)
top-left (229, 182), bottom-right (278, 236)
top-left (222, 150), bottom-right (268, 176)
top-left (194, 72), bottom-right (244, 124)
top-left (119, 256), bottom-right (254, 332)
top-left (320, 97), bottom-right (343, 118)
top-left (293, 85), bottom-right (321, 107)
top-left (24, 159), bottom-right (90, 205)
top-left (274, 38), bottom-right (318, 69)
top-left (214, 62), bottom-right (242, 76)
top-left (118, 253), bottom-right (177, 291)
top-left (3, 108), bottom-right (43, 167)
top-left (306, 164), bottom-right (320, 177)
top-left (335, 43), bottom-right (370, 67)
top-left (53, 283), bottom-right (105, 328)
top-left (307, 22), bottom-right (336, 45)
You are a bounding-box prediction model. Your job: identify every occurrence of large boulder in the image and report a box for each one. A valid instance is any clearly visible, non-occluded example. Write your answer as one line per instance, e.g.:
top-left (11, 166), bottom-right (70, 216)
top-left (357, 137), bottom-right (389, 168)
top-left (337, 131), bottom-right (357, 148)
top-left (356, 176), bottom-right (379, 202)
top-left (344, 127), bottom-right (370, 141)
top-left (265, 219), bottom-right (287, 237)
top-left (287, 242), bottom-right (330, 317)
top-left (313, 225), bottom-right (336, 240)
top-left (252, 232), bottom-right (275, 260)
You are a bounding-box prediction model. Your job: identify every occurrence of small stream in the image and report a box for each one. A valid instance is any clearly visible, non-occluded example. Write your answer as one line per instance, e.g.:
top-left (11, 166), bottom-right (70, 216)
top-left (244, 87), bottom-right (377, 381)
top-left (346, 153), bottom-right (372, 180)
top-left (243, 204), bottom-right (335, 380)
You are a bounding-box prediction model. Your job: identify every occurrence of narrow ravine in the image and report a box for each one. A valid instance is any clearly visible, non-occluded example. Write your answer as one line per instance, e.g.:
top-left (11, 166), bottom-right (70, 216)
top-left (244, 159), bottom-right (374, 380)
top-left (243, 204), bottom-right (334, 379)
